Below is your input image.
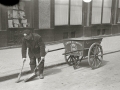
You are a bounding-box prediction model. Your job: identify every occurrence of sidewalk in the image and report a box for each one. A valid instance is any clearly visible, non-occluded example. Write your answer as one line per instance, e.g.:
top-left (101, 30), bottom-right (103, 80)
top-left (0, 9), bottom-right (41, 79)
top-left (0, 43), bottom-right (65, 77)
top-left (1, 35), bottom-right (120, 77)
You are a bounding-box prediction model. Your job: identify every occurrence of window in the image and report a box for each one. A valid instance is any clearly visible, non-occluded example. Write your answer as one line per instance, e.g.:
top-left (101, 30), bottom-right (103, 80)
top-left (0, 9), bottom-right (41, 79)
top-left (7, 1), bottom-right (32, 28)
top-left (102, 0), bottom-right (112, 23)
top-left (55, 0), bottom-right (69, 25)
top-left (70, 0), bottom-right (82, 25)
top-left (92, 0), bottom-right (102, 24)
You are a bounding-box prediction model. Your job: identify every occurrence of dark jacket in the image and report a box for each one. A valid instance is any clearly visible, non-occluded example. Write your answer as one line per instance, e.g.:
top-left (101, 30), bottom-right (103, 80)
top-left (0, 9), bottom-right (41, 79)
top-left (22, 33), bottom-right (45, 58)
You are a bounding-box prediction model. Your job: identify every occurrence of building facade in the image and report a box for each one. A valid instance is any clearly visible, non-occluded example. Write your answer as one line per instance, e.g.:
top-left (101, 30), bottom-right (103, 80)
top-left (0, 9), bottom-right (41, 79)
top-left (0, 0), bottom-right (120, 47)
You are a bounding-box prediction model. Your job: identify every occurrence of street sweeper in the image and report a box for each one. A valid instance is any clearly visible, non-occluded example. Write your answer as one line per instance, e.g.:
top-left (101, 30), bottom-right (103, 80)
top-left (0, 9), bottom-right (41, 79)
top-left (21, 29), bottom-right (46, 79)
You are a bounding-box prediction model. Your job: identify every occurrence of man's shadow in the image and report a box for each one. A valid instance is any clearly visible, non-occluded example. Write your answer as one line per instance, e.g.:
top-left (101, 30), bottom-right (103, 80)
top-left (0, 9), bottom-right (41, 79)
top-left (0, 68), bottom-right (62, 82)
top-left (44, 68), bottom-right (61, 76)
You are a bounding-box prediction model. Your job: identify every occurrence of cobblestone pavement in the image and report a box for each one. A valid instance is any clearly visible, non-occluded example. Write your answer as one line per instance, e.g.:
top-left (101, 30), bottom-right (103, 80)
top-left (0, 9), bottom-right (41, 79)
top-left (1, 35), bottom-right (120, 89)
top-left (0, 51), bottom-right (120, 90)
top-left (1, 35), bottom-right (120, 76)
top-left (0, 43), bottom-right (65, 76)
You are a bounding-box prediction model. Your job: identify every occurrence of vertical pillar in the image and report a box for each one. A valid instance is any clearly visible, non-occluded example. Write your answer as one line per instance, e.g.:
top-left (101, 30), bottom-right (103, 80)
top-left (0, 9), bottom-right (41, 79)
top-left (82, 1), bottom-right (92, 37)
top-left (111, 0), bottom-right (118, 34)
top-left (50, 0), bottom-right (54, 28)
top-left (32, 0), bottom-right (39, 29)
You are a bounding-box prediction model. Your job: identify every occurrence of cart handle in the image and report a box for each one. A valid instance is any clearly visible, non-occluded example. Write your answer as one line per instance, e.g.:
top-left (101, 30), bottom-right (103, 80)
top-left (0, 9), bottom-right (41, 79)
top-left (48, 47), bottom-right (65, 52)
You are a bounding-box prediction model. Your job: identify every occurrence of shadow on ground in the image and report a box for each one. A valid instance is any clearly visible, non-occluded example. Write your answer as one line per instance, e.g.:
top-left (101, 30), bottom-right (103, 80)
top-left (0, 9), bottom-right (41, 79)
top-left (0, 68), bottom-right (62, 82)
top-left (44, 68), bottom-right (61, 76)
top-left (0, 60), bottom-right (108, 82)
top-left (101, 60), bottom-right (109, 67)
top-left (21, 68), bottom-right (62, 82)
top-left (72, 59), bottom-right (109, 70)
top-left (0, 70), bottom-right (30, 82)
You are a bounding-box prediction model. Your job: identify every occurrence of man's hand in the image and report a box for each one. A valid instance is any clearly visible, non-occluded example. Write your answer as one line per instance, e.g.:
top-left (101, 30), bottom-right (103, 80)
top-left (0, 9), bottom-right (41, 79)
top-left (41, 57), bottom-right (45, 60)
top-left (22, 58), bottom-right (26, 62)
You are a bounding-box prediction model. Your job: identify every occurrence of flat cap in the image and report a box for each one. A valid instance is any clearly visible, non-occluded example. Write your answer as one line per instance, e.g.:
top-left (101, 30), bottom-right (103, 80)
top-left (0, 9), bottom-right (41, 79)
top-left (22, 29), bottom-right (31, 35)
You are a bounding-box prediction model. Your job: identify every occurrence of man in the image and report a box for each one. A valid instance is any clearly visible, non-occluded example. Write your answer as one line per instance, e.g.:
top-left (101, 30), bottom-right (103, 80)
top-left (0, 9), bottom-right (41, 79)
top-left (22, 29), bottom-right (45, 79)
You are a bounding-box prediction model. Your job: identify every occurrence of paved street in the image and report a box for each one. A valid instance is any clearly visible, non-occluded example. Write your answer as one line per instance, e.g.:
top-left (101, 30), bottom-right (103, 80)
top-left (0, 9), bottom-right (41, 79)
top-left (0, 43), bottom-right (65, 76)
top-left (1, 35), bottom-right (120, 90)
top-left (0, 51), bottom-right (120, 90)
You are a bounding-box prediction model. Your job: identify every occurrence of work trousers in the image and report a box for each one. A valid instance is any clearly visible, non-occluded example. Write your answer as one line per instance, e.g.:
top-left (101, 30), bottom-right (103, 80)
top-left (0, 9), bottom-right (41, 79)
top-left (29, 57), bottom-right (44, 75)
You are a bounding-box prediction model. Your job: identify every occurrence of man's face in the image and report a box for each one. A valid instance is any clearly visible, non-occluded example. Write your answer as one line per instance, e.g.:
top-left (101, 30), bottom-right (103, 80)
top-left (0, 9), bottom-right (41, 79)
top-left (23, 33), bottom-right (32, 40)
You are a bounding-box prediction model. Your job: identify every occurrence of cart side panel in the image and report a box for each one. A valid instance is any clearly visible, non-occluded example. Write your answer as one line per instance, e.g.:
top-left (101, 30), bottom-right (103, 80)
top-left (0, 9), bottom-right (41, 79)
top-left (63, 40), bottom-right (84, 56)
top-left (84, 38), bottom-right (102, 49)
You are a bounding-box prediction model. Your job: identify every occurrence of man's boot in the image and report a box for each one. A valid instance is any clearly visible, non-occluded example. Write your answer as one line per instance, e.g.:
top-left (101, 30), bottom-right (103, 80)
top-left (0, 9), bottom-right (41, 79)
top-left (39, 73), bottom-right (44, 79)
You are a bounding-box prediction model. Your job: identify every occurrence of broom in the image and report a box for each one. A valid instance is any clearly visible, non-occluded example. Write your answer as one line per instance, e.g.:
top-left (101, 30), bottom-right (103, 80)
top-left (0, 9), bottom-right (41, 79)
top-left (24, 48), bottom-right (64, 82)
top-left (16, 60), bottom-right (26, 83)
top-left (24, 58), bottom-right (44, 82)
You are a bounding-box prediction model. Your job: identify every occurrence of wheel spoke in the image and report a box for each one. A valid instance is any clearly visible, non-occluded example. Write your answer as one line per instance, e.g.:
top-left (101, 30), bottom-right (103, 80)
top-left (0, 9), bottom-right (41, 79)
top-left (67, 56), bottom-right (71, 61)
top-left (73, 56), bottom-right (77, 64)
top-left (68, 57), bottom-right (71, 62)
top-left (94, 58), bottom-right (97, 67)
top-left (71, 56), bottom-right (76, 63)
top-left (69, 56), bottom-right (73, 64)
top-left (98, 56), bottom-right (102, 60)
top-left (96, 59), bottom-right (101, 65)
top-left (90, 55), bottom-right (94, 58)
top-left (90, 48), bottom-right (94, 54)
top-left (66, 55), bottom-right (73, 65)
top-left (91, 58), bottom-right (95, 66)
top-left (97, 52), bottom-right (103, 57)
top-left (95, 45), bottom-right (100, 55)
top-left (97, 50), bottom-right (101, 54)
top-left (96, 46), bottom-right (100, 54)
top-left (97, 57), bottom-right (102, 63)
top-left (98, 47), bottom-right (103, 55)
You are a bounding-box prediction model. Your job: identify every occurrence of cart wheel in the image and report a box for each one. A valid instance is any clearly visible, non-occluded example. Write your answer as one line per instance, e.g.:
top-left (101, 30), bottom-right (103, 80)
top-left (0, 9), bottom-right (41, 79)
top-left (88, 43), bottom-right (103, 69)
top-left (65, 53), bottom-right (74, 66)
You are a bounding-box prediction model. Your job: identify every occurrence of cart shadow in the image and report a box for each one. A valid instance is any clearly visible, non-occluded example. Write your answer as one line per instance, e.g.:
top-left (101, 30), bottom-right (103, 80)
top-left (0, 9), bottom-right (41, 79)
top-left (100, 60), bottom-right (109, 67)
top-left (74, 59), bottom-right (109, 69)
top-left (78, 60), bottom-right (90, 68)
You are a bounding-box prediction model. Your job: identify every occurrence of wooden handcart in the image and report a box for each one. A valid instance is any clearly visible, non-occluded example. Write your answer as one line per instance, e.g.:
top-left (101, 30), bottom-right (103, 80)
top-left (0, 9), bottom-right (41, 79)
top-left (63, 37), bottom-right (103, 69)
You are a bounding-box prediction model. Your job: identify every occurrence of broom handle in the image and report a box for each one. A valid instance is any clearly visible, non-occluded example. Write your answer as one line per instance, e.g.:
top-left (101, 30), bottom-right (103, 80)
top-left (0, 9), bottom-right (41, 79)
top-left (21, 60), bottom-right (25, 71)
top-left (33, 48), bottom-right (64, 72)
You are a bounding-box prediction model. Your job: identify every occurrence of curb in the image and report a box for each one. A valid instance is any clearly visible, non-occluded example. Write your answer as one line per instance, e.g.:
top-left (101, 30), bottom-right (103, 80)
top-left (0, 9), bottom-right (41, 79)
top-left (0, 33), bottom-right (120, 50)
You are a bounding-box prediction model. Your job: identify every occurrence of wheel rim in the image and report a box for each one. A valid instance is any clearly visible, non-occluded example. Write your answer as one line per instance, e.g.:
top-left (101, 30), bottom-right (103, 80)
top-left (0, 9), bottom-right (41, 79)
top-left (88, 43), bottom-right (103, 69)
